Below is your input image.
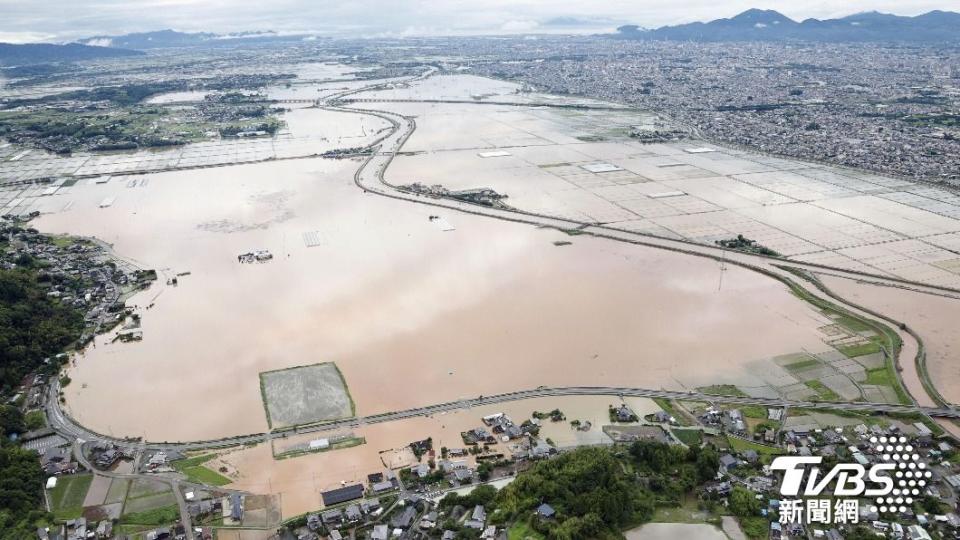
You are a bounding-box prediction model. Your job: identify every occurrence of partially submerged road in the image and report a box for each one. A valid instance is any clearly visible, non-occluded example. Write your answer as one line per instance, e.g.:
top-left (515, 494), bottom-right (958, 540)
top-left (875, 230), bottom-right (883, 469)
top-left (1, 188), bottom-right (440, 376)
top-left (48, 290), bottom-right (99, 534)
top-left (319, 73), bottom-right (960, 439)
top-left (40, 71), bottom-right (960, 519)
top-left (47, 381), bottom-right (960, 455)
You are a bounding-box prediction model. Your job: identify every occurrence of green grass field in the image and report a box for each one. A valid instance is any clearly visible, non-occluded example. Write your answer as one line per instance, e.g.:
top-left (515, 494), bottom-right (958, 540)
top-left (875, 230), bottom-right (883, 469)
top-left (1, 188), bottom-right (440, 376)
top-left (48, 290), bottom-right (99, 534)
top-left (739, 405), bottom-right (767, 419)
top-left (697, 385), bottom-right (747, 397)
top-left (171, 454), bottom-right (231, 486)
top-left (726, 436), bottom-right (783, 456)
top-left (838, 341), bottom-right (882, 358)
top-left (119, 504), bottom-right (180, 526)
top-left (784, 359), bottom-right (820, 371)
top-left (171, 453), bottom-right (216, 470)
top-left (671, 428), bottom-right (703, 447)
top-left (508, 519), bottom-right (545, 540)
top-left (181, 465), bottom-right (232, 486)
top-left (49, 473), bottom-right (93, 519)
top-left (865, 368), bottom-right (895, 386)
top-left (805, 380), bottom-right (841, 401)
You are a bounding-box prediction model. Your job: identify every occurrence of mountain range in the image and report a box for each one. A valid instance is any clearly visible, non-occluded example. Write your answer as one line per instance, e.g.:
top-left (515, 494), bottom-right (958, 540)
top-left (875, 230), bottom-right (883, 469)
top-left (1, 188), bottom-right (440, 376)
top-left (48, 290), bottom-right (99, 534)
top-left (615, 9), bottom-right (960, 42)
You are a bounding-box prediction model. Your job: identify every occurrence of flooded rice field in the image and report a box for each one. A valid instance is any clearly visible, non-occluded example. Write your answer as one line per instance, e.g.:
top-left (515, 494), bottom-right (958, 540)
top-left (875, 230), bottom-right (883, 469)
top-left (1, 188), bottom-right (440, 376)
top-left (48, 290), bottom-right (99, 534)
top-left (371, 93), bottom-right (960, 289)
top-left (0, 107), bottom-right (382, 187)
top-left (32, 154), bottom-right (832, 442)
top-left (819, 274), bottom-right (960, 404)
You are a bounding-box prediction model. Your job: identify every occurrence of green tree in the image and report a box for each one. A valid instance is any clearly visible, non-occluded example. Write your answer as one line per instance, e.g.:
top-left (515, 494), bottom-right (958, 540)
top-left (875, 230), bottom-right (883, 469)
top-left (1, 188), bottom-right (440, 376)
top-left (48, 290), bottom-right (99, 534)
top-left (728, 486), bottom-right (761, 518)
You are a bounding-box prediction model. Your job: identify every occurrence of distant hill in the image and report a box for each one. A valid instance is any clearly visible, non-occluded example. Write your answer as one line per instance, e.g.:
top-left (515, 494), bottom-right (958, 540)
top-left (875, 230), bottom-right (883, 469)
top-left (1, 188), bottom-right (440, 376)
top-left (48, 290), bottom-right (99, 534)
top-left (78, 29), bottom-right (217, 49)
top-left (77, 29), bottom-right (313, 49)
top-left (0, 42), bottom-right (143, 66)
top-left (614, 9), bottom-right (960, 42)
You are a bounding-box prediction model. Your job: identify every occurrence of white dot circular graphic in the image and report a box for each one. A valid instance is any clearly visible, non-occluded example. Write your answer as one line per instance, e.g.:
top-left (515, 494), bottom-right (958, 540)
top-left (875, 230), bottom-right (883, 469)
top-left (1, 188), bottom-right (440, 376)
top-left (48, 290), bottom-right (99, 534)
top-left (879, 506), bottom-right (888, 513)
top-left (880, 436), bottom-right (888, 443)
top-left (899, 506), bottom-right (907, 513)
top-left (870, 437), bottom-right (878, 443)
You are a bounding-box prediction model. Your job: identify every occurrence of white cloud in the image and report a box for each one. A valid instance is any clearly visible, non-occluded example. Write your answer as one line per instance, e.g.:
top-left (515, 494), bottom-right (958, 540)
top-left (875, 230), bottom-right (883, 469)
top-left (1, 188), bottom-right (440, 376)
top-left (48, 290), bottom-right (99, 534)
top-left (0, 0), bottom-right (955, 42)
top-left (500, 19), bottom-right (540, 32)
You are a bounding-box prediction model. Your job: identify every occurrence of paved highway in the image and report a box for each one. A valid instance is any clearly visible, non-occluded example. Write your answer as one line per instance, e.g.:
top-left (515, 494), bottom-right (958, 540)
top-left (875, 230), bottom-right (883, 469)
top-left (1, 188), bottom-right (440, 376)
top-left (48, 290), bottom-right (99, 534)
top-left (38, 71), bottom-right (960, 533)
top-left (46, 380), bottom-right (960, 456)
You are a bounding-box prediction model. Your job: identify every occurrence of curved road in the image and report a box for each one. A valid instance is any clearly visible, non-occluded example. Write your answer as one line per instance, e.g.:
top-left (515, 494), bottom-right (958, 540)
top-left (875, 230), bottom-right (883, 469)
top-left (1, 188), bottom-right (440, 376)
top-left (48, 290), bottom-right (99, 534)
top-left (322, 70), bottom-right (960, 435)
top-left (47, 382), bottom-right (960, 455)
top-left (42, 70), bottom-right (960, 534)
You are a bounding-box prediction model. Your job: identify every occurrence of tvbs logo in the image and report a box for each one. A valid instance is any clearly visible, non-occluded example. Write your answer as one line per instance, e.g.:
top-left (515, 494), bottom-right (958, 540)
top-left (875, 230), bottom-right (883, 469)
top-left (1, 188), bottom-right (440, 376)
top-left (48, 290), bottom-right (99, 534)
top-left (771, 456), bottom-right (894, 497)
top-left (772, 435), bottom-right (929, 515)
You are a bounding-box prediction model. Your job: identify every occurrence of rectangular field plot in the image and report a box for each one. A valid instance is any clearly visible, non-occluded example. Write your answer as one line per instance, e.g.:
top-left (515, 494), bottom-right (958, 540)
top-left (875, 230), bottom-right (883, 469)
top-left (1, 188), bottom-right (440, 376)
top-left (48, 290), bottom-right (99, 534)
top-left (259, 362), bottom-right (354, 429)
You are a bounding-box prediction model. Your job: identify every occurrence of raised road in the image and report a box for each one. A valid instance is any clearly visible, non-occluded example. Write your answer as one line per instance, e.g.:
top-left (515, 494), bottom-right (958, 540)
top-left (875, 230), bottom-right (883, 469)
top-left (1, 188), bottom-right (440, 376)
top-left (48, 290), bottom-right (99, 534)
top-left (46, 381), bottom-right (959, 456)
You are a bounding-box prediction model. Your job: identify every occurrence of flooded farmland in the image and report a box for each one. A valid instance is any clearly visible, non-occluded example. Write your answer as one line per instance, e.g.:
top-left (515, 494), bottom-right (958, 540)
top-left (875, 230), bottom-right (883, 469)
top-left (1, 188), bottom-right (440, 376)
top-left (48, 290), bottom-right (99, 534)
top-left (215, 395), bottom-right (659, 517)
top-left (32, 153), bottom-right (833, 442)
top-left (819, 274), bottom-right (960, 404)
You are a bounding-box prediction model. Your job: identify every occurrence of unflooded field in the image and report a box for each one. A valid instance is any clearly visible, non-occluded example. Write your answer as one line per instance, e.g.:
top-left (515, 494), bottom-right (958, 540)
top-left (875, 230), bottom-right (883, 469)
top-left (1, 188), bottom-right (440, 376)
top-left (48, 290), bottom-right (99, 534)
top-left (625, 523), bottom-right (728, 540)
top-left (32, 151), bottom-right (833, 442)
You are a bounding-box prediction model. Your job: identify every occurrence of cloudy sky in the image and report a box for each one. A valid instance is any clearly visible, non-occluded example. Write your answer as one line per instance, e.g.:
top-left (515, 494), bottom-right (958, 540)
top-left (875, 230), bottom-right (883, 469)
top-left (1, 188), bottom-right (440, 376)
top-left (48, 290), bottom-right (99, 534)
top-left (0, 0), bottom-right (954, 43)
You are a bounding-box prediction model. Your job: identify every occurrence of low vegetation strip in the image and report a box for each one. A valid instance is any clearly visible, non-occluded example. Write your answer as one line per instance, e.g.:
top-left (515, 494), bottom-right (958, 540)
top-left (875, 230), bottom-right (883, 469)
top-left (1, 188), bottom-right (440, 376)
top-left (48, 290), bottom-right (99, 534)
top-left (805, 380), bottom-right (841, 401)
top-left (172, 453), bottom-right (232, 486)
top-left (119, 504), bottom-right (180, 526)
top-left (697, 385), bottom-right (747, 397)
top-left (49, 473), bottom-right (93, 519)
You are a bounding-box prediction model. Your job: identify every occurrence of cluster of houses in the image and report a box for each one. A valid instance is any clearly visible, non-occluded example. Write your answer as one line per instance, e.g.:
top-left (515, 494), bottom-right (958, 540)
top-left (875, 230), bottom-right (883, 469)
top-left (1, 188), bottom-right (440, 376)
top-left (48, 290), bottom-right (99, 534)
top-left (462, 413), bottom-right (540, 446)
top-left (38, 517), bottom-right (134, 540)
top-left (699, 406), bottom-right (748, 435)
top-left (89, 442), bottom-right (133, 469)
top-left (237, 250), bottom-right (273, 263)
top-left (706, 415), bottom-right (960, 540)
top-left (40, 446), bottom-right (78, 476)
top-left (0, 216), bottom-right (155, 339)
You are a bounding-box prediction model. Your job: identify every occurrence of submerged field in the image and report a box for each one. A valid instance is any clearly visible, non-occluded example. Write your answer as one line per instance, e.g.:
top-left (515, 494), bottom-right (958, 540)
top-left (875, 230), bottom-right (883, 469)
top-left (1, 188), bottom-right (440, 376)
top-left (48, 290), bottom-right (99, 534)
top-left (32, 154), bottom-right (835, 442)
top-left (13, 69), bottom-right (960, 521)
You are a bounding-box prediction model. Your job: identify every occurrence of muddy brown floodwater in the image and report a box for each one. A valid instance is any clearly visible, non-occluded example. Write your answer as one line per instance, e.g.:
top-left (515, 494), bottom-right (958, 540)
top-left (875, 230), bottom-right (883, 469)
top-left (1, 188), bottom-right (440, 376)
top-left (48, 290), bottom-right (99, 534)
top-left (34, 154), bottom-right (832, 442)
top-left (819, 274), bottom-right (960, 405)
top-left (215, 395), bottom-right (656, 516)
